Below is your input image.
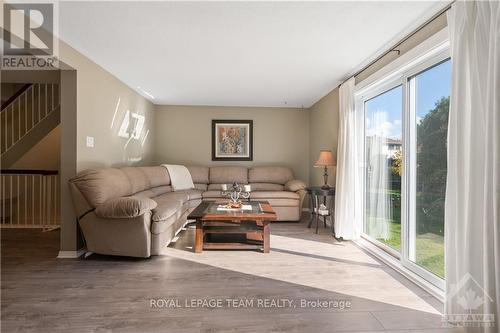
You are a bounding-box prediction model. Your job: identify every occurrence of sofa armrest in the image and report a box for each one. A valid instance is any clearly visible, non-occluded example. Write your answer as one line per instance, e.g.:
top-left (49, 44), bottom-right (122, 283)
top-left (95, 196), bottom-right (157, 219)
top-left (285, 179), bottom-right (306, 192)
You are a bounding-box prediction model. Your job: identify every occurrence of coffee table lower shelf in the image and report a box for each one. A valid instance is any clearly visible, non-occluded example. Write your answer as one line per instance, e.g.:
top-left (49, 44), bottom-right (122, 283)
top-left (195, 221), bottom-right (270, 253)
top-left (202, 241), bottom-right (263, 251)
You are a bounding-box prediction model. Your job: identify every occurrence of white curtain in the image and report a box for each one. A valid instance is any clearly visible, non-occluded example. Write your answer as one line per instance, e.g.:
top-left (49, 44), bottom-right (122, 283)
top-left (366, 133), bottom-right (390, 240)
top-left (334, 77), bottom-right (363, 240)
top-left (445, 1), bottom-right (499, 331)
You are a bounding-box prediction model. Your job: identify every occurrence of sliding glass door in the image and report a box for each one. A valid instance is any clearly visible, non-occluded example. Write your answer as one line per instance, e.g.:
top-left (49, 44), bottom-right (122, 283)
top-left (360, 50), bottom-right (451, 288)
top-left (407, 59), bottom-right (451, 279)
top-left (364, 86), bottom-right (402, 252)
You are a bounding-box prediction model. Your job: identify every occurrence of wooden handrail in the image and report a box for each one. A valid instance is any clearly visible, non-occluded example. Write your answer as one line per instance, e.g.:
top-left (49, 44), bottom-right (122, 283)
top-left (1, 84), bottom-right (32, 111)
top-left (0, 169), bottom-right (58, 175)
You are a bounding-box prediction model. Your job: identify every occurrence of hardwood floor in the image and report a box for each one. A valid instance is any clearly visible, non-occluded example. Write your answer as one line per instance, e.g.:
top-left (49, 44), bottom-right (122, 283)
top-left (1, 216), bottom-right (466, 332)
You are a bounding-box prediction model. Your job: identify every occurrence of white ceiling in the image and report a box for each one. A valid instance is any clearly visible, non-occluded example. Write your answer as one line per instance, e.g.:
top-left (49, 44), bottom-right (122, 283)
top-left (59, 1), bottom-right (447, 107)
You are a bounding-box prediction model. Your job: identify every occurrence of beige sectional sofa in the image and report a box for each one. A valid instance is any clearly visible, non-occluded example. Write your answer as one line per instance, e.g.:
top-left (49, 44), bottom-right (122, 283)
top-left (69, 165), bottom-right (306, 258)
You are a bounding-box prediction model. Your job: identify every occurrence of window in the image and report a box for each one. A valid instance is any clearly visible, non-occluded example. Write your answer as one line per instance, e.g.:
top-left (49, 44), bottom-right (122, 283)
top-left (357, 40), bottom-right (450, 289)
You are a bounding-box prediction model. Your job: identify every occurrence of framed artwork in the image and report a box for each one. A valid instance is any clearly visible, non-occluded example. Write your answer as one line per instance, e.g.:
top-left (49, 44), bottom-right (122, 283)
top-left (212, 120), bottom-right (253, 161)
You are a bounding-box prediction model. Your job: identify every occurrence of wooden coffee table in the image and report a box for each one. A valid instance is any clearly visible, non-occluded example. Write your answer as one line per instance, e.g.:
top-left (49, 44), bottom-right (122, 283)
top-left (187, 201), bottom-right (277, 253)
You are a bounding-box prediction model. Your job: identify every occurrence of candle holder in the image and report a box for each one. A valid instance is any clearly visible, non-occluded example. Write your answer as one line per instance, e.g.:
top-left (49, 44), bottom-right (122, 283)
top-left (221, 182), bottom-right (251, 207)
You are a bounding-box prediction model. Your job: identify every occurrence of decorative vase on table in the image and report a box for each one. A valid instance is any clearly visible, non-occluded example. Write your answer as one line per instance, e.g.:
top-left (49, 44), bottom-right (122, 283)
top-left (221, 182), bottom-right (251, 208)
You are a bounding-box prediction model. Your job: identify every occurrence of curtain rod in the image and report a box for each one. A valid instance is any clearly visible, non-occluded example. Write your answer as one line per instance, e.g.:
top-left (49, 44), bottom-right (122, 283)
top-left (338, 1), bottom-right (454, 88)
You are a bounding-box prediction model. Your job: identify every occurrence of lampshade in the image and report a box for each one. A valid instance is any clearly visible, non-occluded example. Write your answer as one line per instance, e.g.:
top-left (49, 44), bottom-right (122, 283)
top-left (314, 150), bottom-right (336, 167)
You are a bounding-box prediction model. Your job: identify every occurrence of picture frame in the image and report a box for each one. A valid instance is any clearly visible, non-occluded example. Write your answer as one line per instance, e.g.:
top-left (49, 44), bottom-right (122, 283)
top-left (212, 120), bottom-right (253, 161)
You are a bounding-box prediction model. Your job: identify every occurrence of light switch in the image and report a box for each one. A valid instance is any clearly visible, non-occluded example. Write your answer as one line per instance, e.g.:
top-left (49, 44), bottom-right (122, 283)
top-left (86, 136), bottom-right (94, 148)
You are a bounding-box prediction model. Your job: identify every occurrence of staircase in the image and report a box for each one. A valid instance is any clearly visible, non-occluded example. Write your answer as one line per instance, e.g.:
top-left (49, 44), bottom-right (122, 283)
top-left (1, 83), bottom-right (60, 168)
top-left (0, 83), bottom-right (61, 229)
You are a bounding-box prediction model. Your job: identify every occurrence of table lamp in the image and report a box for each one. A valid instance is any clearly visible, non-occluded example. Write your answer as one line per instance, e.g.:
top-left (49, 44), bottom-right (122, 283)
top-left (314, 150), bottom-right (336, 189)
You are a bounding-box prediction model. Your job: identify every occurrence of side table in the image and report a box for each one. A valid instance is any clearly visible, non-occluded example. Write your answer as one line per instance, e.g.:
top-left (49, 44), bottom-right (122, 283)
top-left (306, 186), bottom-right (335, 235)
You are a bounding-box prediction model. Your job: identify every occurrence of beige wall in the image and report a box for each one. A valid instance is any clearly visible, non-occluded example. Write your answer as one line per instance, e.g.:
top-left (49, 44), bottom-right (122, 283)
top-left (154, 105), bottom-right (310, 182)
top-left (11, 126), bottom-right (61, 170)
top-left (308, 89), bottom-right (339, 187)
top-left (59, 42), bottom-right (156, 172)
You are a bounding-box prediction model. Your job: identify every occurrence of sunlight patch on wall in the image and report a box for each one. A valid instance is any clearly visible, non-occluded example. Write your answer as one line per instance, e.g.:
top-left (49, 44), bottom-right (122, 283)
top-left (110, 97), bottom-right (121, 129)
top-left (118, 110), bottom-right (145, 140)
top-left (141, 129), bottom-right (150, 147)
top-left (116, 108), bottom-right (148, 164)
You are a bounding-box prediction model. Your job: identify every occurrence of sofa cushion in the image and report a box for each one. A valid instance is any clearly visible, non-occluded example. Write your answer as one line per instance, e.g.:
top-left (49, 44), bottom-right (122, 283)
top-left (202, 190), bottom-right (224, 199)
top-left (151, 212), bottom-right (178, 234)
top-left (248, 166), bottom-right (293, 184)
top-left (208, 183), bottom-right (285, 191)
top-left (272, 206), bottom-right (300, 221)
top-left (207, 183), bottom-right (226, 191)
top-left (154, 192), bottom-right (189, 205)
top-left (250, 191), bottom-right (299, 207)
top-left (121, 167), bottom-right (150, 194)
top-left (187, 166), bottom-right (209, 184)
top-left (209, 166), bottom-right (248, 184)
top-left (134, 185), bottom-right (172, 198)
top-left (70, 167), bottom-right (172, 208)
top-left (252, 198), bottom-right (299, 207)
top-left (122, 166), bottom-right (171, 194)
top-left (187, 198), bottom-right (202, 209)
top-left (247, 183), bottom-right (284, 191)
top-left (151, 190), bottom-right (201, 232)
top-left (151, 199), bottom-right (182, 222)
top-left (71, 168), bottom-right (132, 207)
top-left (176, 189), bottom-right (203, 201)
top-left (139, 166), bottom-right (170, 187)
top-left (284, 179), bottom-right (306, 192)
top-left (95, 196), bottom-right (157, 219)
top-left (194, 183), bottom-right (208, 191)
top-left (250, 191), bottom-right (300, 200)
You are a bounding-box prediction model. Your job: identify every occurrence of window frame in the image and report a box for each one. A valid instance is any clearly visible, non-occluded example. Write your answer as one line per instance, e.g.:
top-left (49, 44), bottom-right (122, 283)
top-left (354, 31), bottom-right (450, 291)
top-left (402, 51), bottom-right (450, 290)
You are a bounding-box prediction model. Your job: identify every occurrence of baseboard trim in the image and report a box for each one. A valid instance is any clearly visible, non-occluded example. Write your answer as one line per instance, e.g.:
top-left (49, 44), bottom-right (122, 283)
top-left (57, 248), bottom-right (86, 259)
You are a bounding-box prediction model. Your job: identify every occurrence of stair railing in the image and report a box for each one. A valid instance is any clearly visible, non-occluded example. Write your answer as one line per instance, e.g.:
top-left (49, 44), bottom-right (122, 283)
top-left (0, 83), bottom-right (60, 155)
top-left (0, 169), bottom-right (60, 230)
